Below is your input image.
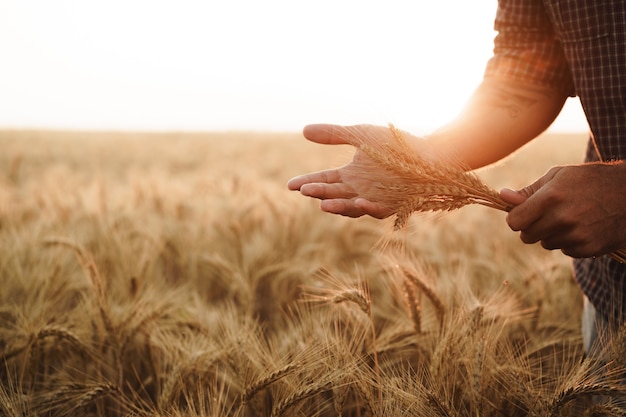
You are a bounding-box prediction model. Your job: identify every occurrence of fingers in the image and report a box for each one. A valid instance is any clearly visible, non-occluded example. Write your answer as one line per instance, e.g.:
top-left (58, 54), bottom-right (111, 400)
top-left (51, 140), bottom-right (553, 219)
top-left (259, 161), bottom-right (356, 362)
top-left (503, 166), bottom-right (596, 257)
top-left (293, 179), bottom-right (391, 218)
top-left (302, 124), bottom-right (353, 145)
top-left (499, 188), bottom-right (527, 207)
top-left (287, 169), bottom-right (342, 191)
top-left (320, 199), bottom-right (366, 218)
top-left (302, 124), bottom-right (378, 147)
top-left (320, 198), bottom-right (392, 219)
top-left (517, 215), bottom-right (561, 244)
top-left (538, 232), bottom-right (591, 258)
top-left (287, 167), bottom-right (364, 215)
top-left (354, 198), bottom-right (394, 219)
top-left (505, 167), bottom-right (563, 231)
top-left (300, 183), bottom-right (356, 200)
top-left (291, 122), bottom-right (395, 220)
top-left (509, 208), bottom-right (580, 256)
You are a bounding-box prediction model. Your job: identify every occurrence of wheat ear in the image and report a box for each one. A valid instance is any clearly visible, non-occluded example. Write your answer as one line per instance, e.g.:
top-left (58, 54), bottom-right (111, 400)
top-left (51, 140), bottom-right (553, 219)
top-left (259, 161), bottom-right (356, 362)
top-left (402, 279), bottom-right (422, 334)
top-left (581, 403), bottom-right (626, 417)
top-left (401, 266), bottom-right (445, 331)
top-left (425, 389), bottom-right (456, 417)
top-left (549, 383), bottom-right (626, 416)
top-left (240, 362), bottom-right (299, 406)
top-left (332, 289), bottom-right (371, 316)
top-left (270, 381), bottom-right (332, 417)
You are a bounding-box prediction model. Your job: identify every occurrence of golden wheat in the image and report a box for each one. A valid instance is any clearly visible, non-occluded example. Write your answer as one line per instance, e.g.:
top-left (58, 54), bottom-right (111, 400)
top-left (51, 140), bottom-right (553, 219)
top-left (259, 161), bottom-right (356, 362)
top-left (549, 383), bottom-right (626, 416)
top-left (402, 279), bottom-right (422, 334)
top-left (270, 381), bottom-right (333, 417)
top-left (351, 381), bottom-right (376, 417)
top-left (332, 288), bottom-right (371, 316)
top-left (332, 380), bottom-right (350, 416)
top-left (399, 265), bottom-right (445, 331)
top-left (582, 403), bottom-right (626, 416)
top-left (2, 130), bottom-right (626, 416)
top-left (347, 124), bottom-right (509, 230)
top-left (425, 388), bottom-right (457, 417)
top-left (240, 362), bottom-right (300, 407)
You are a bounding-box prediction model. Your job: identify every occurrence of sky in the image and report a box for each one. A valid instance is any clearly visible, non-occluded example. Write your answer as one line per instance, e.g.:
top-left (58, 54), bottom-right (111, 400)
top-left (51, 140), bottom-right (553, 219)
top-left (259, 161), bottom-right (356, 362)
top-left (0, 0), bottom-right (588, 133)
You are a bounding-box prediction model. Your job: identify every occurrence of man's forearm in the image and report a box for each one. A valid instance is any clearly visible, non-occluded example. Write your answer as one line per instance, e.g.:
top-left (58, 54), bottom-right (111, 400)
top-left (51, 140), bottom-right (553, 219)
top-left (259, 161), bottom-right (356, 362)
top-left (424, 78), bottom-right (569, 170)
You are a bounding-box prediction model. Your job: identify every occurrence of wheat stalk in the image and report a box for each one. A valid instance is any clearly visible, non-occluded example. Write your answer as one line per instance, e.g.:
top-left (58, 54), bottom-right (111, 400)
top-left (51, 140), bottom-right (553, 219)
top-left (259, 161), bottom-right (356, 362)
top-left (270, 381), bottom-right (332, 417)
top-left (332, 381), bottom-right (349, 417)
top-left (352, 381), bottom-right (376, 417)
top-left (425, 389), bottom-right (456, 417)
top-left (35, 325), bottom-right (89, 354)
top-left (353, 124), bottom-right (626, 263)
top-left (331, 286), bottom-right (384, 405)
top-left (402, 279), bottom-right (422, 334)
top-left (582, 403), bottom-right (626, 417)
top-left (349, 124), bottom-right (509, 230)
top-left (240, 362), bottom-right (300, 406)
top-left (33, 383), bottom-right (120, 416)
top-left (400, 266), bottom-right (445, 331)
top-left (548, 383), bottom-right (626, 416)
top-left (611, 249), bottom-right (626, 264)
top-left (42, 237), bottom-right (115, 337)
top-left (332, 289), bottom-right (371, 316)
top-left (74, 383), bottom-right (119, 412)
top-left (471, 336), bottom-right (485, 415)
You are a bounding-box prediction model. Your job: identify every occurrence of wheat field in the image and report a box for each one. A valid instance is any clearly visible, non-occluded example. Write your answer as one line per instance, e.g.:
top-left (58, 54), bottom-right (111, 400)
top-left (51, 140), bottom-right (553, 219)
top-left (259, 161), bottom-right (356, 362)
top-left (1, 129), bottom-right (624, 416)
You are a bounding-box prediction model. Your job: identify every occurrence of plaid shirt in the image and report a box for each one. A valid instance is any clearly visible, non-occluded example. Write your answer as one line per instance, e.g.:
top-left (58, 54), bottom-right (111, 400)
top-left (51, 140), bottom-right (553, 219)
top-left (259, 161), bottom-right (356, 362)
top-left (484, 0), bottom-right (626, 322)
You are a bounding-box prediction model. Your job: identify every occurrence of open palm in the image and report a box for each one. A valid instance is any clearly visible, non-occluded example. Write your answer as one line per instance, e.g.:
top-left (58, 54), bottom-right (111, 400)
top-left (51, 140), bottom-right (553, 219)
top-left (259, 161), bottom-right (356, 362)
top-left (287, 124), bottom-right (412, 219)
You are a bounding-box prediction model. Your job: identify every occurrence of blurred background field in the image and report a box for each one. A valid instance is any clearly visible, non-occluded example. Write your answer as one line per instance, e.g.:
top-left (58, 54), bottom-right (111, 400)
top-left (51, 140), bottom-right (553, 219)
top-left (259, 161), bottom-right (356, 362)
top-left (3, 129), bottom-right (616, 417)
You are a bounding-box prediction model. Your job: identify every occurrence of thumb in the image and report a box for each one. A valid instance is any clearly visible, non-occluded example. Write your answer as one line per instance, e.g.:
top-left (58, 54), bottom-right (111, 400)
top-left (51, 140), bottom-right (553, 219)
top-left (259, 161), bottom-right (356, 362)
top-left (500, 181), bottom-right (544, 207)
top-left (499, 188), bottom-right (528, 206)
top-left (303, 124), bottom-right (353, 146)
top-left (499, 167), bottom-right (562, 208)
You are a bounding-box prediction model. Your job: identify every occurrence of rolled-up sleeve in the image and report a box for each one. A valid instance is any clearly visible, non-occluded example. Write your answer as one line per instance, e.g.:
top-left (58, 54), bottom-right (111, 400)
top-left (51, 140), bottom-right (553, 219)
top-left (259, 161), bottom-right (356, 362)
top-left (484, 0), bottom-right (575, 96)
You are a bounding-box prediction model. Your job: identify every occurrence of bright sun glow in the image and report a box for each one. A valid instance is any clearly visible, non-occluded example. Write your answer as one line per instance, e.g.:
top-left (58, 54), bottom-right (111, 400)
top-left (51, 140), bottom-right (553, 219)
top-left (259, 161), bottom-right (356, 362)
top-left (0, 0), bottom-right (588, 133)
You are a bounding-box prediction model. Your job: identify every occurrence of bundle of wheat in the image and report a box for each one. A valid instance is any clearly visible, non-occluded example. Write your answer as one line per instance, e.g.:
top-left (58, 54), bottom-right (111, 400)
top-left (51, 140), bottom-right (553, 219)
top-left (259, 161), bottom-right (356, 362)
top-left (350, 124), bottom-right (626, 263)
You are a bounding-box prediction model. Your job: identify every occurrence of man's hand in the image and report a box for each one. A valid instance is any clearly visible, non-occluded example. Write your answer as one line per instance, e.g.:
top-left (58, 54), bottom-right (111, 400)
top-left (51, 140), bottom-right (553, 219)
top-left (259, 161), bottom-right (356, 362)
top-left (287, 124), bottom-right (419, 219)
top-left (501, 162), bottom-right (626, 258)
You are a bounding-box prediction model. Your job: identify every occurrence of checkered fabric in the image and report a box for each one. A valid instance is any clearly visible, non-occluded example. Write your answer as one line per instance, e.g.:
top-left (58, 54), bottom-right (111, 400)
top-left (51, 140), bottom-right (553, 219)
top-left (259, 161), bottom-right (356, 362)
top-left (484, 0), bottom-right (626, 322)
